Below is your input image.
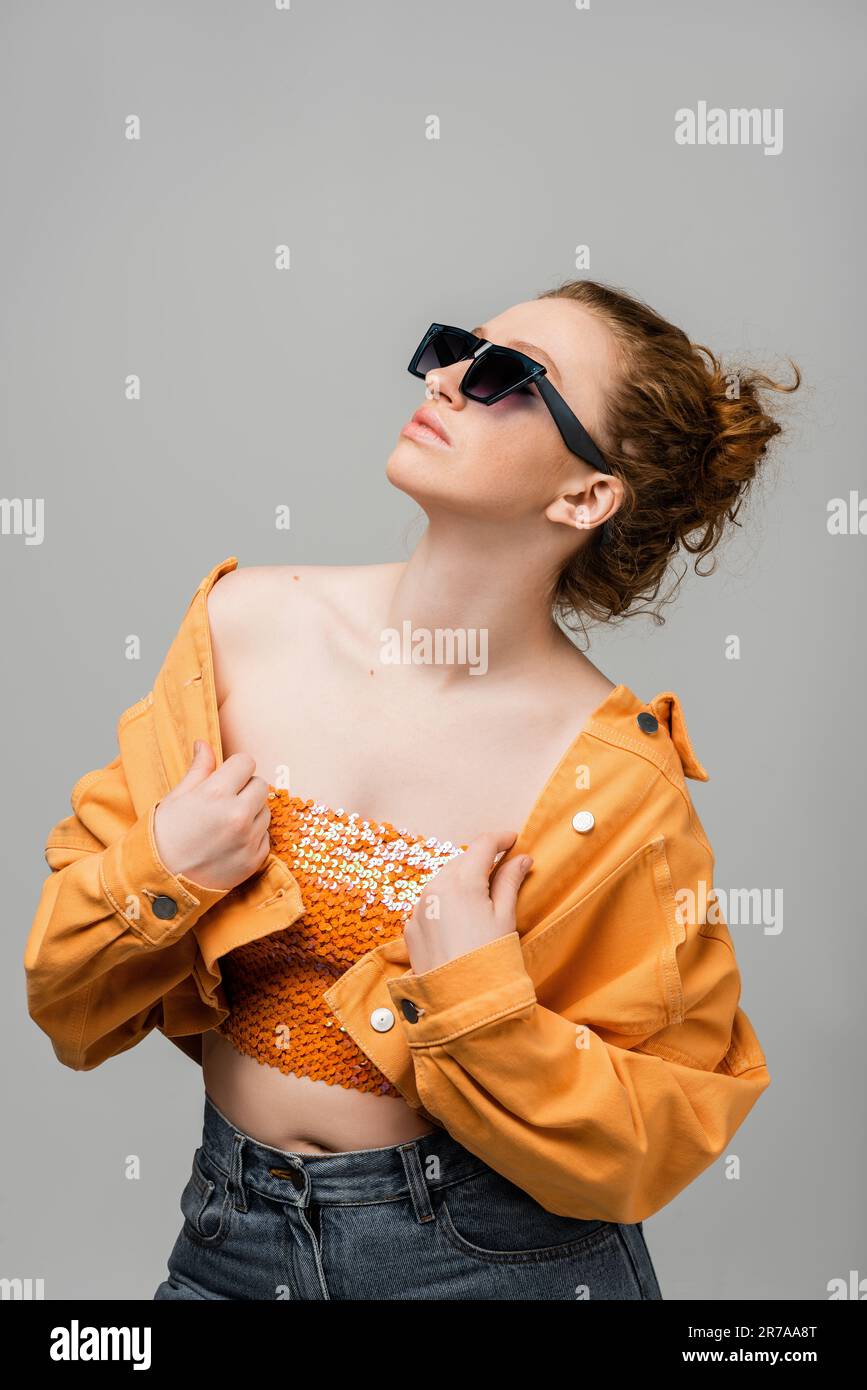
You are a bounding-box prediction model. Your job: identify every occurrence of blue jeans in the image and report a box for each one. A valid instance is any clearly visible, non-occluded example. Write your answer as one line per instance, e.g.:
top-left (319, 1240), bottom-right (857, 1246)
top-left (153, 1093), bottom-right (663, 1300)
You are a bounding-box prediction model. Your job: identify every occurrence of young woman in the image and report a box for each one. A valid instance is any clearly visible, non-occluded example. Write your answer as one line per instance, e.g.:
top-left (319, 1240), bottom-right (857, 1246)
top-left (26, 280), bottom-right (799, 1301)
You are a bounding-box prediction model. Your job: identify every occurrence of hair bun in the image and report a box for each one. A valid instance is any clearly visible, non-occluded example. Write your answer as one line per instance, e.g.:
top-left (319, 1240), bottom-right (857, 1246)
top-left (695, 343), bottom-right (801, 526)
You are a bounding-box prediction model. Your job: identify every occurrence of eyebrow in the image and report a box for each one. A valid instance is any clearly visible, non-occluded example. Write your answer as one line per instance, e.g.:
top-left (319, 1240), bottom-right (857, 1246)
top-left (470, 325), bottom-right (562, 386)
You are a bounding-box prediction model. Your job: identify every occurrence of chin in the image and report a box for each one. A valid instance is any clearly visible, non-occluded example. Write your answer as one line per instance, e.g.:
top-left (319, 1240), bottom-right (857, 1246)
top-left (385, 438), bottom-right (447, 501)
top-left (386, 447), bottom-right (497, 522)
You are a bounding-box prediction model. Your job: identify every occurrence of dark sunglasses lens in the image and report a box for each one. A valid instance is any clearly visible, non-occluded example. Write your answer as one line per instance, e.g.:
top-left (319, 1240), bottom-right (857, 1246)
top-left (464, 350), bottom-right (530, 401)
top-left (413, 329), bottom-right (474, 376)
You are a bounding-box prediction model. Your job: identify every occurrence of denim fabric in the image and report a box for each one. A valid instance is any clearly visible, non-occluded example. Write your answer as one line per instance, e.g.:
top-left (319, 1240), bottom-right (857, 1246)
top-left (153, 1093), bottom-right (663, 1301)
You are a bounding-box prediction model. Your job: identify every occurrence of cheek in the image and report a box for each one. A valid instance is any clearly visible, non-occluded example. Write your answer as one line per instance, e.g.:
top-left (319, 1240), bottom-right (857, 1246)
top-left (471, 398), bottom-right (555, 487)
top-left (487, 393), bottom-right (531, 422)
top-left (487, 394), bottom-right (546, 448)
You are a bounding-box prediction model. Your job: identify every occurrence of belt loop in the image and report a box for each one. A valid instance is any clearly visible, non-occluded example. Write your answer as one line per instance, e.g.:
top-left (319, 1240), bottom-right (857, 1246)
top-left (228, 1131), bottom-right (249, 1213)
top-left (398, 1141), bottom-right (434, 1224)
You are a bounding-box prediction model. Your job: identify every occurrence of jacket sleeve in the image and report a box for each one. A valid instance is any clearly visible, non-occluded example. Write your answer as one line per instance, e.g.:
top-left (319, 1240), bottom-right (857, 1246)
top-left (385, 814), bottom-right (771, 1226)
top-left (24, 753), bottom-right (230, 1070)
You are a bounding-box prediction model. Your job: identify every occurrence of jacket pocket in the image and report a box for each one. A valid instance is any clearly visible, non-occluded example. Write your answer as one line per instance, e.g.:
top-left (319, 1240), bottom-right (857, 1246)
top-left (179, 1147), bottom-right (233, 1248)
top-left (522, 837), bottom-right (686, 1038)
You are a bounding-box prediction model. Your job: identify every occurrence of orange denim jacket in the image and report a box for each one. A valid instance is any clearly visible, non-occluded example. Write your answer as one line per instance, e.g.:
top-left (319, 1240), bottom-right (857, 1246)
top-left (24, 555), bottom-right (771, 1224)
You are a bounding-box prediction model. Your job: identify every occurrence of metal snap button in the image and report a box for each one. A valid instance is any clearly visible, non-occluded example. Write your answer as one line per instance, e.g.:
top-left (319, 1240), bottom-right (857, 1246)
top-left (152, 894), bottom-right (178, 919)
top-left (637, 711), bottom-right (659, 734)
top-left (571, 811), bottom-right (595, 834)
top-left (370, 1007), bottom-right (395, 1033)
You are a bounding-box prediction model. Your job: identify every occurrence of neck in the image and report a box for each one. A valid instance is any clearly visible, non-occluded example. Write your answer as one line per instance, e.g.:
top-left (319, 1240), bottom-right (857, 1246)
top-left (382, 516), bottom-right (568, 683)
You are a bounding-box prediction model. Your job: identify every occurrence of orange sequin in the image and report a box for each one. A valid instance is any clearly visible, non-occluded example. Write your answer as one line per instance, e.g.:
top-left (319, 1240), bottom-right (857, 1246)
top-left (216, 788), bottom-right (467, 1097)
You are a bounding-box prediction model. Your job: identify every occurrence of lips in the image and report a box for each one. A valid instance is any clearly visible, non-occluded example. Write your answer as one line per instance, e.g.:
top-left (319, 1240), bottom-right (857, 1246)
top-left (407, 406), bottom-right (452, 446)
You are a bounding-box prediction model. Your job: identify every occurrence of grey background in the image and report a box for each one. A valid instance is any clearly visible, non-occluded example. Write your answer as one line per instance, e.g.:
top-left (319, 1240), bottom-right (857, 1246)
top-left (2, 0), bottom-right (863, 1300)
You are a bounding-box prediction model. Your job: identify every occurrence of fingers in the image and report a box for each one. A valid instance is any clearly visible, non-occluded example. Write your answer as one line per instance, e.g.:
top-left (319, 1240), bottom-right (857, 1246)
top-left (489, 852), bottom-right (533, 919)
top-left (458, 830), bottom-right (520, 879)
top-left (236, 775), bottom-right (272, 817)
top-left (207, 752), bottom-right (261, 796)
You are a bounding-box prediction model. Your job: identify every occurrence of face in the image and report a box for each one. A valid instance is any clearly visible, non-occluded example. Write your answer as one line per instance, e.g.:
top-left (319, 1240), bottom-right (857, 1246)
top-left (387, 298), bottom-right (624, 534)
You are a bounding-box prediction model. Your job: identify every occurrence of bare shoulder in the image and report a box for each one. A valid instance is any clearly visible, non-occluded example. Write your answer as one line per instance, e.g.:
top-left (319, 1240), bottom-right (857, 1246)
top-left (206, 560), bottom-right (401, 702)
top-left (206, 562), bottom-right (318, 632)
top-left (207, 560), bottom-right (399, 631)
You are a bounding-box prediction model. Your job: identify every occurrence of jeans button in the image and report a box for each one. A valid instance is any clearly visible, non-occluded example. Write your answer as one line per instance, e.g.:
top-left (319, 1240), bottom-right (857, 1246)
top-left (270, 1167), bottom-right (305, 1188)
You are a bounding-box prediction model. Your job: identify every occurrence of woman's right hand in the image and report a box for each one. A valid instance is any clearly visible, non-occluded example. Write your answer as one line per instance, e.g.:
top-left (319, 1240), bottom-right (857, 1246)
top-left (152, 740), bottom-right (272, 891)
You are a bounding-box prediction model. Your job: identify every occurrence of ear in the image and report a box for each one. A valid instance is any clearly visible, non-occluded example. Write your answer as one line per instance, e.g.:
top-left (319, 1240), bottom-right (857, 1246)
top-left (545, 473), bottom-right (623, 532)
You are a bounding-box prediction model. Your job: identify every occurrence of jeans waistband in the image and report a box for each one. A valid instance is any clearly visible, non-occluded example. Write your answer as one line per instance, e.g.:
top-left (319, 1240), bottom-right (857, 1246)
top-left (200, 1092), bottom-right (491, 1211)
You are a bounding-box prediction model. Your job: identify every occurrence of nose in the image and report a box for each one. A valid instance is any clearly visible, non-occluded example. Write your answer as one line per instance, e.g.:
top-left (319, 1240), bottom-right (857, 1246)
top-left (424, 359), bottom-right (468, 407)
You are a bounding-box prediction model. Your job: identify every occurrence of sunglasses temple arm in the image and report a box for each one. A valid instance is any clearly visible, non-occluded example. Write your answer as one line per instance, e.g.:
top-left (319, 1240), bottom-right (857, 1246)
top-left (535, 375), bottom-right (608, 472)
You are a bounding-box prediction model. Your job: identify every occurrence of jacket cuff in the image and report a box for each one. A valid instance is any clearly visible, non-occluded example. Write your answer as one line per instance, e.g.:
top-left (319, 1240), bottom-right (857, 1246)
top-left (385, 931), bottom-right (536, 1048)
top-left (99, 801), bottom-right (231, 944)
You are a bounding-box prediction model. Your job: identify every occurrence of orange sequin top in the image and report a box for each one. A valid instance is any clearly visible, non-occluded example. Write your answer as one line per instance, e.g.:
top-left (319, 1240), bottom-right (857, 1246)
top-left (216, 787), bottom-right (467, 1097)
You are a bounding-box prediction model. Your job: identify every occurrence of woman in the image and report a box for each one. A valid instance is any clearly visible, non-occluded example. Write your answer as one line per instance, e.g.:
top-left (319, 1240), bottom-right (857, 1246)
top-left (25, 280), bottom-right (799, 1300)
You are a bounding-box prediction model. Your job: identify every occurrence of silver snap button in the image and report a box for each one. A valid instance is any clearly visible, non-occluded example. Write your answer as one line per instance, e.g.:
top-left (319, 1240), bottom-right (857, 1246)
top-left (571, 810), bottom-right (595, 833)
top-left (370, 1007), bottom-right (395, 1033)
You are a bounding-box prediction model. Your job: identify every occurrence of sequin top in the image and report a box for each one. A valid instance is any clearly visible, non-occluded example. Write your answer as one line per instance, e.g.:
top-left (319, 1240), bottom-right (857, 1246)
top-left (216, 788), bottom-right (467, 1097)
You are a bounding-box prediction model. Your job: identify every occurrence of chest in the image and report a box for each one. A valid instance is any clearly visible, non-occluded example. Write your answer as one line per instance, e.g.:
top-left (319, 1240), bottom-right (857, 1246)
top-left (216, 663), bottom-right (587, 848)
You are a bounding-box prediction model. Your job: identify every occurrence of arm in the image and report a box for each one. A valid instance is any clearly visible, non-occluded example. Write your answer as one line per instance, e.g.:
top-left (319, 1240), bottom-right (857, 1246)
top-left (386, 814), bottom-right (771, 1225)
top-left (24, 571), bottom-right (277, 1073)
top-left (23, 754), bottom-right (230, 1070)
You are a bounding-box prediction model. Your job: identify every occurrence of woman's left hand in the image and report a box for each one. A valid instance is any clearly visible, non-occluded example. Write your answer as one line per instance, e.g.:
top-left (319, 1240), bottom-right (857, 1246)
top-left (404, 831), bottom-right (534, 975)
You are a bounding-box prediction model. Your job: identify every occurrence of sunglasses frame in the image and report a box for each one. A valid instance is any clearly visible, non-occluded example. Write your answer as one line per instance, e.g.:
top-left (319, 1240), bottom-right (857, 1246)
top-left (407, 322), bottom-right (608, 471)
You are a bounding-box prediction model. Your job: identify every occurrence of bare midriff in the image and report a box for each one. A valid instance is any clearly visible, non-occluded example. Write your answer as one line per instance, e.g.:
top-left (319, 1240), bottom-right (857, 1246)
top-left (201, 1029), bottom-right (437, 1153)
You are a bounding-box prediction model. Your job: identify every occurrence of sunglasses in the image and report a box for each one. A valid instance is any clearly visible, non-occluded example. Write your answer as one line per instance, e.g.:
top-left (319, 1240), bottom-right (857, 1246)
top-left (407, 322), bottom-right (607, 470)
